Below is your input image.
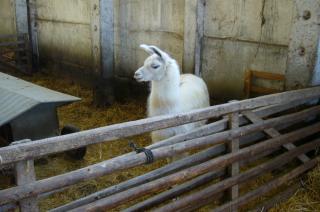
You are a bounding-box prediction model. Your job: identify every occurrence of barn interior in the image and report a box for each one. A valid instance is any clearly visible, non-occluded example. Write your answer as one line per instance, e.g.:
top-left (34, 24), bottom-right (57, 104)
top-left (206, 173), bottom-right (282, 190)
top-left (0, 0), bottom-right (320, 211)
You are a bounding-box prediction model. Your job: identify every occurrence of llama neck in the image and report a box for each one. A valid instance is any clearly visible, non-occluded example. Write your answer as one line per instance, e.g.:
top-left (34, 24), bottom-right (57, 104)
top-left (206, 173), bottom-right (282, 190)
top-left (150, 60), bottom-right (181, 101)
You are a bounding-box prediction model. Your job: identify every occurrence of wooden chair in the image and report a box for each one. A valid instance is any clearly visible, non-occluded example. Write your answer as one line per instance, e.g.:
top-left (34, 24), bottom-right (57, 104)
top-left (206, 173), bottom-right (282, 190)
top-left (244, 70), bottom-right (285, 98)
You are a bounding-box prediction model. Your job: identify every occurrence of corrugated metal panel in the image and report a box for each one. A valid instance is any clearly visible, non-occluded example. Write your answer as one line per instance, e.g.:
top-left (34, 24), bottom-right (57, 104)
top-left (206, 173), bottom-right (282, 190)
top-left (0, 72), bottom-right (80, 126)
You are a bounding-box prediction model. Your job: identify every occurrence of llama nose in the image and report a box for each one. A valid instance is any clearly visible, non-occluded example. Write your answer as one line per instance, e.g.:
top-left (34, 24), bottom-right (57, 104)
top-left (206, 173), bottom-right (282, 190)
top-left (134, 71), bottom-right (141, 79)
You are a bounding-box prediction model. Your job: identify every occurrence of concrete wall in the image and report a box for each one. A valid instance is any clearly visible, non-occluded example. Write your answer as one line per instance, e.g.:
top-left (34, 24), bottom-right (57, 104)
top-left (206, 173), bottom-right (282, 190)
top-left (0, 0), bottom-right (16, 36)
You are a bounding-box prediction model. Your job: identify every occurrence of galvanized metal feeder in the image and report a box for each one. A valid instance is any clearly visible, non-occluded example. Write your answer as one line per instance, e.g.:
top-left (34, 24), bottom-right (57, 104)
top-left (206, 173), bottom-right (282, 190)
top-left (0, 72), bottom-right (86, 159)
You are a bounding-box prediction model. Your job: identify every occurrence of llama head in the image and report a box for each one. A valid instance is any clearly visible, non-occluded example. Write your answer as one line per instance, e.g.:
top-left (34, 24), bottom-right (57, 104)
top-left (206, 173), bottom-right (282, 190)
top-left (134, 44), bottom-right (171, 82)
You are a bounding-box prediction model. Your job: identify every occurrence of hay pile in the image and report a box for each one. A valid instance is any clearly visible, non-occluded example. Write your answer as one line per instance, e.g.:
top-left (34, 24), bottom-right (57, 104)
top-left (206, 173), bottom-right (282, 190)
top-left (271, 165), bottom-right (320, 211)
top-left (1, 70), bottom-right (319, 211)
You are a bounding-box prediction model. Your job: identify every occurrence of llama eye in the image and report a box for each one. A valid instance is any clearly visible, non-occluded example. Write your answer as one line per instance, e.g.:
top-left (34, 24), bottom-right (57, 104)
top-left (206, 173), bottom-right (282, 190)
top-left (151, 64), bottom-right (160, 69)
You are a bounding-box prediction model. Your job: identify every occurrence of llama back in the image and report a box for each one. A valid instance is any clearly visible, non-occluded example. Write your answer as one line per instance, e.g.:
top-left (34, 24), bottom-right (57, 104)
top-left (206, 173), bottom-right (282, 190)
top-left (175, 74), bottom-right (210, 136)
top-left (179, 74), bottom-right (210, 112)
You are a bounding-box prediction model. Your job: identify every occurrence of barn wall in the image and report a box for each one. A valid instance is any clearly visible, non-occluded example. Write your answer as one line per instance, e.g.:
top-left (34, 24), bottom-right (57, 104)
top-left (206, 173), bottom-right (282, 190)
top-left (1, 0), bottom-right (319, 100)
top-left (35, 0), bottom-right (94, 72)
top-left (202, 0), bottom-right (294, 100)
top-left (114, 0), bottom-right (185, 77)
top-left (0, 0), bottom-right (16, 36)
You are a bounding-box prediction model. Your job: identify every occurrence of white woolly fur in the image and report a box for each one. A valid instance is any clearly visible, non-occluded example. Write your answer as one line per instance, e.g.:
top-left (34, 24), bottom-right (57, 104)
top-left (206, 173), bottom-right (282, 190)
top-left (134, 44), bottom-right (210, 146)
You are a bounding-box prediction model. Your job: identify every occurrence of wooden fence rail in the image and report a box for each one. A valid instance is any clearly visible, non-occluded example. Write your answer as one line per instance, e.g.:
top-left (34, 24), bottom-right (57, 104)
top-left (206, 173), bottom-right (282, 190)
top-left (0, 87), bottom-right (320, 211)
top-left (213, 157), bottom-right (319, 212)
top-left (154, 141), bottom-right (320, 212)
top-left (49, 99), bottom-right (310, 211)
top-left (1, 106), bottom-right (319, 205)
top-left (1, 86), bottom-right (320, 167)
top-left (2, 100), bottom-right (310, 212)
top-left (52, 104), bottom-right (314, 212)
top-left (71, 129), bottom-right (320, 211)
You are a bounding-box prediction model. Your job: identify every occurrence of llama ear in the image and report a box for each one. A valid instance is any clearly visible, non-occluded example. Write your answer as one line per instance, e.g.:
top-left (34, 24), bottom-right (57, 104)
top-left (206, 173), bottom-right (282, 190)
top-left (140, 44), bottom-right (155, 55)
top-left (149, 46), bottom-right (163, 59)
top-left (140, 44), bottom-right (164, 59)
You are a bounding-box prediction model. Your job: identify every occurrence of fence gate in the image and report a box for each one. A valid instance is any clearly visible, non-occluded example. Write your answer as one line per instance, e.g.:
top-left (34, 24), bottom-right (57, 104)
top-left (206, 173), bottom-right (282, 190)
top-left (0, 87), bottom-right (320, 211)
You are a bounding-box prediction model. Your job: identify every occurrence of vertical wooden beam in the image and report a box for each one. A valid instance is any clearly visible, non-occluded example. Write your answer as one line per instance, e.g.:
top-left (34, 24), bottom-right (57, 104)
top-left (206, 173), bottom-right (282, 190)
top-left (183, 0), bottom-right (197, 74)
top-left (227, 101), bottom-right (239, 211)
top-left (24, 33), bottom-right (32, 73)
top-left (90, 0), bottom-right (102, 75)
top-left (244, 70), bottom-right (252, 98)
top-left (13, 140), bottom-right (38, 212)
top-left (100, 0), bottom-right (114, 79)
top-left (15, 160), bottom-right (38, 212)
top-left (285, 0), bottom-right (320, 90)
top-left (311, 37), bottom-right (320, 86)
top-left (15, 0), bottom-right (29, 35)
top-left (15, 0), bottom-right (32, 73)
top-left (194, 0), bottom-right (205, 77)
top-left (26, 0), bottom-right (39, 71)
top-left (15, 34), bottom-right (23, 67)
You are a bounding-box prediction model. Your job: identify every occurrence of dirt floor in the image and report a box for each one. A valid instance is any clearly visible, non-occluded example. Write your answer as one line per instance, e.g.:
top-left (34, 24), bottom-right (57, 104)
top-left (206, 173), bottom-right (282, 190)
top-left (1, 70), bottom-right (320, 211)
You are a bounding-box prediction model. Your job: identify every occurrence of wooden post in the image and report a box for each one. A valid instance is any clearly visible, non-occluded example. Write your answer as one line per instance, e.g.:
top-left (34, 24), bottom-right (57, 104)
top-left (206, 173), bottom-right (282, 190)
top-left (15, 0), bottom-right (29, 35)
top-left (15, 35), bottom-right (23, 67)
top-left (244, 70), bottom-right (252, 98)
top-left (100, 0), bottom-right (114, 79)
top-left (26, 0), bottom-right (39, 71)
top-left (194, 0), bottom-right (205, 76)
top-left (24, 33), bottom-right (32, 73)
top-left (15, 0), bottom-right (29, 70)
top-left (183, 0), bottom-right (197, 74)
top-left (90, 0), bottom-right (101, 75)
top-left (15, 160), bottom-right (38, 212)
top-left (13, 139), bottom-right (38, 212)
top-left (227, 101), bottom-right (239, 211)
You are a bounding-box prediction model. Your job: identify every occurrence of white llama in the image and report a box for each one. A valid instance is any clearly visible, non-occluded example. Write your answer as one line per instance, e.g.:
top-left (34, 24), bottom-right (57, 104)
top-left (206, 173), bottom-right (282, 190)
top-left (134, 44), bottom-right (210, 148)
